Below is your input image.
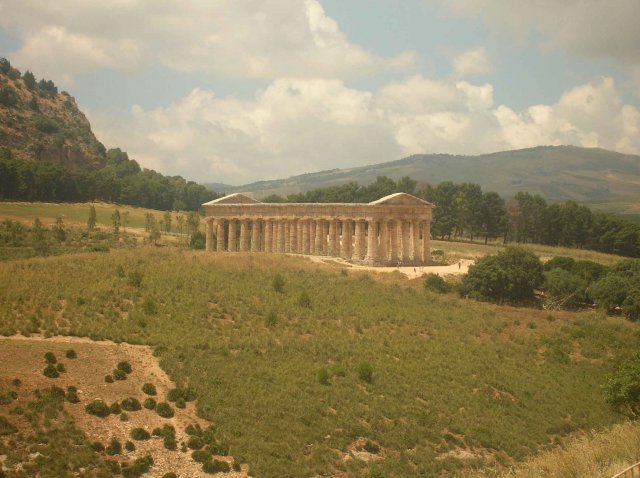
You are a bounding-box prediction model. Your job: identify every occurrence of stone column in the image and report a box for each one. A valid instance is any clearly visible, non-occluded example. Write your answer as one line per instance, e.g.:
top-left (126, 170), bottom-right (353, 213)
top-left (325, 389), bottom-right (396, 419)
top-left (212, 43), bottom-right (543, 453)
top-left (411, 220), bottom-right (420, 261)
top-left (309, 220), bottom-right (316, 254)
top-left (314, 219), bottom-right (323, 255)
top-left (401, 221), bottom-right (411, 261)
top-left (251, 220), bottom-right (260, 252)
top-left (272, 220), bottom-right (278, 252)
top-left (216, 220), bottom-right (225, 252)
top-left (378, 220), bottom-right (388, 261)
top-left (321, 221), bottom-right (328, 255)
top-left (365, 219), bottom-right (378, 262)
top-left (328, 220), bottom-right (337, 256)
top-left (239, 219), bottom-right (249, 251)
top-left (340, 219), bottom-right (352, 259)
top-left (302, 219), bottom-right (310, 254)
top-left (276, 220), bottom-right (285, 253)
top-left (205, 219), bottom-right (214, 252)
top-left (354, 219), bottom-right (365, 260)
top-left (284, 221), bottom-right (291, 253)
top-left (422, 220), bottom-right (431, 263)
top-left (289, 219), bottom-right (297, 253)
top-left (389, 221), bottom-right (399, 261)
top-left (228, 219), bottom-right (237, 252)
top-left (297, 220), bottom-right (303, 252)
top-left (264, 220), bottom-right (273, 253)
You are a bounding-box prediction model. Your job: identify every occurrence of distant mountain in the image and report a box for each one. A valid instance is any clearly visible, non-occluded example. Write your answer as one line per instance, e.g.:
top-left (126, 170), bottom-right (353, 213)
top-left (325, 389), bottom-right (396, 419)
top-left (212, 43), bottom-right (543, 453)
top-left (223, 146), bottom-right (640, 205)
top-left (0, 59), bottom-right (106, 170)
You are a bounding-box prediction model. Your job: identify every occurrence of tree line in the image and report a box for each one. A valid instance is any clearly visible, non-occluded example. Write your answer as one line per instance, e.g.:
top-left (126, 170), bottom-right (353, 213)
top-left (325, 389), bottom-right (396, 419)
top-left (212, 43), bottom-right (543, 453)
top-left (0, 148), bottom-right (219, 212)
top-left (263, 176), bottom-right (640, 258)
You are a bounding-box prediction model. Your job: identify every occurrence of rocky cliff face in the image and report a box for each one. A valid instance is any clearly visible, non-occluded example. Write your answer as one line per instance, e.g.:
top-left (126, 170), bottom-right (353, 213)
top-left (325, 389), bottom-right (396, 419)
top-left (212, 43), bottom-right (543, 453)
top-left (0, 63), bottom-right (106, 170)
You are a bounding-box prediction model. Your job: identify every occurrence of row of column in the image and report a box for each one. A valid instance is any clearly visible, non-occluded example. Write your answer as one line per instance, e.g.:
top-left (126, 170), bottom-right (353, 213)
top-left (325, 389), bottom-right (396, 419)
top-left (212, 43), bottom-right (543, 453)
top-left (206, 218), bottom-right (430, 264)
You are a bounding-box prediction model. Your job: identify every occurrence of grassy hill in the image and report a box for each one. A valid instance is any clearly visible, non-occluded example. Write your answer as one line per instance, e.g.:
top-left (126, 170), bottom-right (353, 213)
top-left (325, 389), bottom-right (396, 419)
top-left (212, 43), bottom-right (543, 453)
top-left (216, 146), bottom-right (640, 220)
top-left (0, 247), bottom-right (637, 477)
top-left (0, 61), bottom-right (106, 171)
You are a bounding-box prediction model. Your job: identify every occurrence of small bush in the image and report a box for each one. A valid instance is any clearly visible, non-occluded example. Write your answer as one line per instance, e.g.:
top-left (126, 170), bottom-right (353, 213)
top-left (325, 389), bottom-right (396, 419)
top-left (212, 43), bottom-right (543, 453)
top-left (66, 387), bottom-right (79, 404)
top-left (91, 441), bottom-right (105, 452)
top-left (297, 290), bottom-right (312, 308)
top-left (175, 398), bottom-right (186, 409)
top-left (43, 364), bottom-right (59, 378)
top-left (106, 437), bottom-right (122, 455)
top-left (317, 367), bottom-right (330, 385)
top-left (113, 369), bottom-right (127, 380)
top-left (203, 460), bottom-right (231, 474)
top-left (128, 271), bottom-right (143, 288)
top-left (44, 351), bottom-right (57, 364)
top-left (233, 462), bottom-right (241, 471)
top-left (363, 440), bottom-right (380, 454)
top-left (104, 374), bottom-right (114, 383)
top-left (0, 416), bottom-right (17, 436)
top-left (187, 435), bottom-right (205, 450)
top-left (423, 273), bottom-right (449, 293)
top-left (120, 412), bottom-right (129, 421)
top-left (121, 397), bottom-right (141, 411)
top-left (164, 435), bottom-right (177, 450)
top-left (85, 399), bottom-right (110, 417)
top-left (125, 440), bottom-right (136, 452)
top-left (142, 383), bottom-right (157, 396)
top-left (358, 362), bottom-right (374, 384)
top-left (117, 361), bottom-right (132, 374)
top-left (65, 349), bottom-right (77, 359)
top-left (192, 449), bottom-right (212, 463)
top-left (544, 256), bottom-right (575, 271)
top-left (56, 362), bottom-right (65, 372)
top-left (143, 398), bottom-right (157, 410)
top-left (141, 297), bottom-right (157, 315)
top-left (156, 402), bottom-right (175, 418)
top-left (163, 473), bottom-right (178, 478)
top-left (131, 427), bottom-right (151, 440)
top-left (272, 274), bottom-right (285, 293)
top-left (167, 387), bottom-right (196, 402)
top-left (109, 402), bottom-right (121, 414)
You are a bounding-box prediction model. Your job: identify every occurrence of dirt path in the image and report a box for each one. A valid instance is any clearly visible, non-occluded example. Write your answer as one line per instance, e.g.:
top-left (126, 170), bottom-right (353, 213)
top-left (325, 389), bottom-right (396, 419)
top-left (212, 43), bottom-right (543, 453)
top-left (302, 254), bottom-right (474, 279)
top-left (0, 335), bottom-right (247, 477)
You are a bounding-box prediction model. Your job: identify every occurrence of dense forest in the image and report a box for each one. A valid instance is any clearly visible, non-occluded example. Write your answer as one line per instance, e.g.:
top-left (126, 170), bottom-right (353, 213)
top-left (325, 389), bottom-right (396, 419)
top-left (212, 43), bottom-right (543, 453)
top-left (263, 176), bottom-right (640, 258)
top-left (0, 148), bottom-right (219, 211)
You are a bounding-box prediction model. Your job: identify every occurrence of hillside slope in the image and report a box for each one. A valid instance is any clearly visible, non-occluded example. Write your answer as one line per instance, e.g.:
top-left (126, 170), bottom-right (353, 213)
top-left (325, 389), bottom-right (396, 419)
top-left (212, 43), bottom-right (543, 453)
top-left (219, 146), bottom-right (640, 204)
top-left (0, 58), bottom-right (106, 170)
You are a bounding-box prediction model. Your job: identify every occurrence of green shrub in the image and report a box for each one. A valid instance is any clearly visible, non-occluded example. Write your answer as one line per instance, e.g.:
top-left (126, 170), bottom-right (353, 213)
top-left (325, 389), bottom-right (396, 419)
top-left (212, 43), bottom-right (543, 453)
top-left (203, 460), bottom-right (231, 474)
top-left (364, 440), bottom-right (380, 454)
top-left (358, 362), bottom-right (374, 384)
top-left (623, 289), bottom-right (640, 321)
top-left (233, 462), bottom-right (241, 471)
top-left (56, 362), bottom-right (65, 372)
top-left (163, 435), bottom-right (177, 450)
top-left (106, 437), bottom-right (122, 455)
top-left (121, 397), bottom-right (141, 411)
top-left (163, 473), bottom-right (178, 478)
top-left (317, 367), bottom-right (330, 385)
top-left (167, 387), bottom-right (196, 402)
top-left (423, 273), bottom-right (449, 293)
top-left (131, 428), bottom-right (151, 440)
top-left (542, 268), bottom-right (589, 309)
top-left (113, 369), bottom-right (127, 380)
top-left (572, 259), bottom-right (608, 281)
top-left (156, 402), bottom-right (174, 418)
top-left (125, 440), bottom-right (136, 452)
top-left (141, 297), bottom-right (157, 315)
top-left (142, 383), bottom-right (157, 396)
top-left (192, 449), bottom-right (212, 463)
top-left (65, 386), bottom-right (79, 404)
top-left (544, 256), bottom-right (575, 271)
top-left (128, 271), bottom-right (143, 288)
top-left (143, 398), bottom-right (157, 410)
top-left (604, 353), bottom-right (640, 417)
top-left (188, 435), bottom-right (205, 450)
top-left (120, 412), bottom-right (129, 421)
top-left (91, 441), bottom-right (104, 452)
top-left (272, 274), bottom-right (285, 293)
top-left (85, 399), bottom-right (110, 417)
top-left (590, 275), bottom-right (629, 312)
top-left (65, 349), bottom-right (77, 359)
top-left (297, 290), bottom-right (312, 308)
top-left (43, 364), bottom-right (59, 378)
top-left (109, 402), bottom-right (121, 415)
top-left (44, 351), bottom-right (57, 364)
top-left (461, 247), bottom-right (544, 304)
top-left (104, 374), bottom-right (114, 383)
top-left (117, 361), bottom-right (132, 374)
top-left (0, 416), bottom-right (17, 436)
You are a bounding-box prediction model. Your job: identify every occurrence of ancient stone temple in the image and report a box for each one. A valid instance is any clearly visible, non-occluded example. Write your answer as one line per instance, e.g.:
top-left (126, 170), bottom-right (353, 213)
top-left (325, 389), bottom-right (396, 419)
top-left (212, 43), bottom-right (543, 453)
top-left (202, 192), bottom-right (433, 266)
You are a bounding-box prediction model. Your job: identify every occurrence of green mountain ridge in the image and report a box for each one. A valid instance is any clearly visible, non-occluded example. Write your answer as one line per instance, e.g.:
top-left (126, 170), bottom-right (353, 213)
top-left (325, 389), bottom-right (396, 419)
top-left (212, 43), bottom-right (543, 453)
top-left (215, 146), bottom-right (640, 209)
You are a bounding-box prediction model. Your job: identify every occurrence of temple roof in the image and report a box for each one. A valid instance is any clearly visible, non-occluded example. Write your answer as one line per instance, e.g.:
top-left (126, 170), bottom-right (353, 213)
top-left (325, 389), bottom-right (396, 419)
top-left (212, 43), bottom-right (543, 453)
top-left (369, 192), bottom-right (434, 206)
top-left (202, 193), bottom-right (261, 205)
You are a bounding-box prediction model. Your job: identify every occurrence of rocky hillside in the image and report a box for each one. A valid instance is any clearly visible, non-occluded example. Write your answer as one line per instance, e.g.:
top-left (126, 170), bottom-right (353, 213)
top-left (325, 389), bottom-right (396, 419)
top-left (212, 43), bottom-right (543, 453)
top-left (0, 57), bottom-right (106, 171)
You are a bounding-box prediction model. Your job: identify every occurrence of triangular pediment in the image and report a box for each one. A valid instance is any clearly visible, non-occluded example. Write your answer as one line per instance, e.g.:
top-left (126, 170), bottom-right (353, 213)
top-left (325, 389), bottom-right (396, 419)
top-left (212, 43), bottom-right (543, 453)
top-left (369, 192), bottom-right (433, 206)
top-left (203, 193), bottom-right (261, 206)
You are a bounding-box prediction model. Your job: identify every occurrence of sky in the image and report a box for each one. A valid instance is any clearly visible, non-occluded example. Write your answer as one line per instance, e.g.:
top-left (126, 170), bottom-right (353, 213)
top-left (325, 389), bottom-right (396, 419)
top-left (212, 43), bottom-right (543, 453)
top-left (0, 0), bottom-right (639, 185)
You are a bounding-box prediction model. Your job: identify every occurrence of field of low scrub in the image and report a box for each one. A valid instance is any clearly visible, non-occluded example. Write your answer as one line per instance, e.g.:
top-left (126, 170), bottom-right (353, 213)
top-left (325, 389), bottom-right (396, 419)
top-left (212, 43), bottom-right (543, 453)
top-left (0, 248), bottom-right (638, 477)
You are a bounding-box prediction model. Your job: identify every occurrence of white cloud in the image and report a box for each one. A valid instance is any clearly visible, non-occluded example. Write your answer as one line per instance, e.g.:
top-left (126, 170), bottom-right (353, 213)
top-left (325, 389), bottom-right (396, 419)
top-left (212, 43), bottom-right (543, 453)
top-left (90, 75), bottom-right (640, 184)
top-left (0, 0), bottom-right (419, 85)
top-left (441, 1), bottom-right (640, 64)
top-left (451, 47), bottom-right (492, 79)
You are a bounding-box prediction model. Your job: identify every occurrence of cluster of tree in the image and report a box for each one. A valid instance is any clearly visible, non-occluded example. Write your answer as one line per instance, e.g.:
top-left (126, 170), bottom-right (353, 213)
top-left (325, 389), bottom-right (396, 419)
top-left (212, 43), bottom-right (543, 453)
top-left (0, 148), bottom-right (219, 211)
top-left (263, 176), bottom-right (640, 258)
top-left (0, 57), bottom-right (58, 100)
top-left (459, 247), bottom-right (640, 321)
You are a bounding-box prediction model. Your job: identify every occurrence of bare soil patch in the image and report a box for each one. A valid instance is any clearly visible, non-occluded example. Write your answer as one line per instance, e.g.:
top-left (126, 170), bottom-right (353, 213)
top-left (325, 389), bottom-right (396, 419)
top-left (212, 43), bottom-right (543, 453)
top-left (0, 335), bottom-right (248, 477)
